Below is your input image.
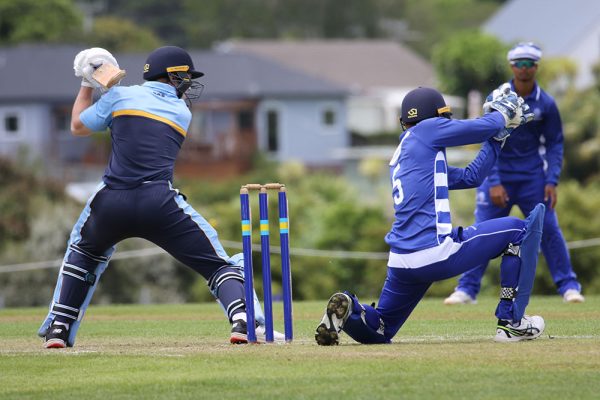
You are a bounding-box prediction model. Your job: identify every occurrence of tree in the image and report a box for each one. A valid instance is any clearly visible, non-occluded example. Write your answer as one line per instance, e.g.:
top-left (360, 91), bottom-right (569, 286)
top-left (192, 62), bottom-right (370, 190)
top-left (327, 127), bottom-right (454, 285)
top-left (378, 0), bottom-right (502, 58)
top-left (432, 30), bottom-right (509, 98)
top-left (86, 16), bottom-right (162, 52)
top-left (560, 84), bottom-right (600, 183)
top-left (0, 0), bottom-right (83, 44)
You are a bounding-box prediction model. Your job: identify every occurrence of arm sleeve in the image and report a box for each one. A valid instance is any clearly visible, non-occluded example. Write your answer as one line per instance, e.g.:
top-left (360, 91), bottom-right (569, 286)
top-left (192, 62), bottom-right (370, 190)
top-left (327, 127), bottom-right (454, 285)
top-left (79, 89), bottom-right (118, 132)
top-left (429, 112), bottom-right (505, 148)
top-left (486, 162), bottom-right (502, 186)
top-left (542, 101), bottom-right (564, 185)
top-left (448, 140), bottom-right (502, 189)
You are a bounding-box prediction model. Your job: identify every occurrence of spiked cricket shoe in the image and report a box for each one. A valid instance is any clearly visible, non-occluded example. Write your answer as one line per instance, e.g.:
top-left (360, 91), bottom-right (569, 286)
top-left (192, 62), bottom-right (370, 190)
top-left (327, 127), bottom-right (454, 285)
top-left (315, 292), bottom-right (352, 346)
top-left (44, 323), bottom-right (68, 349)
top-left (230, 319), bottom-right (285, 344)
top-left (494, 315), bottom-right (545, 342)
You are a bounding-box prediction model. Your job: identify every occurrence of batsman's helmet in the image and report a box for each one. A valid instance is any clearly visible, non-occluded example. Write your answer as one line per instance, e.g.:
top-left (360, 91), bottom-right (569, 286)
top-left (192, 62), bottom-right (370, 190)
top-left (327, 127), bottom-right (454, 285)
top-left (400, 87), bottom-right (452, 126)
top-left (143, 46), bottom-right (204, 81)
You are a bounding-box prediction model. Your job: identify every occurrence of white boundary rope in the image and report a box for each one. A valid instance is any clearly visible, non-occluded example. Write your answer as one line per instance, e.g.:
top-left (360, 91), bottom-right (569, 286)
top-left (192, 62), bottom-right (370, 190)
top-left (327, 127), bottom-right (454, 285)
top-left (1, 237), bottom-right (599, 274)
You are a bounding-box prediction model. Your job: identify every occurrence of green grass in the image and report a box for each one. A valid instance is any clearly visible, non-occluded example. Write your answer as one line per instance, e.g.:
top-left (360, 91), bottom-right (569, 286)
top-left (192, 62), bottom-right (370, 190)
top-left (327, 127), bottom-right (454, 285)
top-left (1, 296), bottom-right (599, 399)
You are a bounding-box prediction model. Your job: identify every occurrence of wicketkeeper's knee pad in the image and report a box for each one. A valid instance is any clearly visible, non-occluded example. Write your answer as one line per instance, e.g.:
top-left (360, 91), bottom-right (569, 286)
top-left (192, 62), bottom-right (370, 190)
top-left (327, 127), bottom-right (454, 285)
top-left (38, 243), bottom-right (114, 347)
top-left (342, 292), bottom-right (390, 344)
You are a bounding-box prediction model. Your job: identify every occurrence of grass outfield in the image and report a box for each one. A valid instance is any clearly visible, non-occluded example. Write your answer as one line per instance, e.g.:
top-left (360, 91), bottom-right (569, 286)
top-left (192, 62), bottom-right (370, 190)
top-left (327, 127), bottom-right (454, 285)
top-left (1, 296), bottom-right (599, 399)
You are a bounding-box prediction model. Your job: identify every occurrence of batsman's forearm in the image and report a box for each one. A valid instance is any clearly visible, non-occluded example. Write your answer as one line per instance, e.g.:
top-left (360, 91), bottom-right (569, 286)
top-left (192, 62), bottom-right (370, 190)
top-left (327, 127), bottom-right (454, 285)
top-left (70, 87), bottom-right (94, 136)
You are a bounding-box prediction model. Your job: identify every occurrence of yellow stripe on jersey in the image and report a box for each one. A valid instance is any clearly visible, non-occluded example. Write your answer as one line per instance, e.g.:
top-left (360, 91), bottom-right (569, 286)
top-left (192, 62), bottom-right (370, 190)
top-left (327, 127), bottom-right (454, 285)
top-left (112, 109), bottom-right (187, 137)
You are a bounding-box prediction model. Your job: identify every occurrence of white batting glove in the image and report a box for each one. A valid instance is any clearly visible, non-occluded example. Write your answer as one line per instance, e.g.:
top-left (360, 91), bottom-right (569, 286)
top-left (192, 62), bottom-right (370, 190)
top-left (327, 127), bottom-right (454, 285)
top-left (74, 48), bottom-right (119, 88)
top-left (73, 49), bottom-right (94, 87)
top-left (84, 47), bottom-right (119, 69)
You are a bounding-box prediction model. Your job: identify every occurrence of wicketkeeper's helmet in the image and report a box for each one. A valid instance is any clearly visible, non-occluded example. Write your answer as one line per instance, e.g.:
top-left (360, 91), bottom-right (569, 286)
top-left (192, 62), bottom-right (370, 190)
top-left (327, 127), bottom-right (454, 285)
top-left (400, 87), bottom-right (452, 126)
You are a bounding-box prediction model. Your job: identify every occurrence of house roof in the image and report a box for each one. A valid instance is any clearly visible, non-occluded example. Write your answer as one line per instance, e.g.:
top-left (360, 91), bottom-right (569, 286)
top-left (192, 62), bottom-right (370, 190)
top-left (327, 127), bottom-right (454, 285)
top-left (217, 39), bottom-right (435, 92)
top-left (0, 44), bottom-right (347, 103)
top-left (483, 0), bottom-right (600, 56)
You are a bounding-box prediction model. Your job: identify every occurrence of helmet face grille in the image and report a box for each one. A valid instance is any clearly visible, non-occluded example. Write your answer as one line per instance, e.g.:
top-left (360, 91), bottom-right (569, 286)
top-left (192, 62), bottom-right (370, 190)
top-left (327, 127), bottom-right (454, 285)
top-left (168, 71), bottom-right (204, 103)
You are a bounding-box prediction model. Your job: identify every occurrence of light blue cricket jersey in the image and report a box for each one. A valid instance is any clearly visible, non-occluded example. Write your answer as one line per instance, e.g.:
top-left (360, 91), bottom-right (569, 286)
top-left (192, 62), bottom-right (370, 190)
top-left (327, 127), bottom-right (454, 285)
top-left (80, 81), bottom-right (192, 189)
top-left (385, 112), bottom-right (505, 255)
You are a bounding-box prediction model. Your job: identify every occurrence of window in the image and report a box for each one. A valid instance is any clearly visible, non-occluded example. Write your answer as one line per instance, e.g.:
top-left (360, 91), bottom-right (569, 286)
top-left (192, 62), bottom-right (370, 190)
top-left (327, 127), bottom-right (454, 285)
top-left (323, 109), bottom-right (336, 126)
top-left (54, 107), bottom-right (71, 134)
top-left (5, 115), bottom-right (19, 134)
top-left (267, 110), bottom-right (278, 152)
top-left (238, 110), bottom-right (254, 130)
top-left (189, 110), bottom-right (206, 142)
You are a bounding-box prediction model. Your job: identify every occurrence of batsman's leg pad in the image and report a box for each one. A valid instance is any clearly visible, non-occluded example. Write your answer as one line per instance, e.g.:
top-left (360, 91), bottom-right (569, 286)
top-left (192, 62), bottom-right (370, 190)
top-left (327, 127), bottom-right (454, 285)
top-left (341, 292), bottom-right (390, 344)
top-left (223, 253), bottom-right (266, 325)
top-left (38, 243), bottom-right (114, 347)
top-left (513, 203), bottom-right (545, 322)
top-left (208, 264), bottom-right (248, 322)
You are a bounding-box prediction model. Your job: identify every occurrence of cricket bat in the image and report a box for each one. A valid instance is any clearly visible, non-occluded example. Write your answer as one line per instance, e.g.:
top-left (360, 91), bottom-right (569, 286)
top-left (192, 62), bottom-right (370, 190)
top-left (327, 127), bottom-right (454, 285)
top-left (92, 63), bottom-right (126, 89)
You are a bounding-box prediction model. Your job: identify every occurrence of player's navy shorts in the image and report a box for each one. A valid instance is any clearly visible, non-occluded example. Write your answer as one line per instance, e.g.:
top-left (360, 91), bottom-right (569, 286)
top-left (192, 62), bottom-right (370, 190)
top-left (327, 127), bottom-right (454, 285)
top-left (71, 180), bottom-right (230, 279)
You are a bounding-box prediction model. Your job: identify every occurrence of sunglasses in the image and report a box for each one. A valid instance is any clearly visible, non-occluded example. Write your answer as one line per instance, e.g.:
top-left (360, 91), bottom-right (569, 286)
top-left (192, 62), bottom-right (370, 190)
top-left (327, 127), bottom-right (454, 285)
top-left (511, 59), bottom-right (537, 68)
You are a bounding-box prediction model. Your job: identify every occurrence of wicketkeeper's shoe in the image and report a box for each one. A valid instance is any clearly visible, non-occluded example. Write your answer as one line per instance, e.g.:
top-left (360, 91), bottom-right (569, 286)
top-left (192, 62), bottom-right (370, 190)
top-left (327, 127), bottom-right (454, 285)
top-left (44, 323), bottom-right (69, 349)
top-left (563, 289), bottom-right (585, 303)
top-left (315, 292), bottom-right (352, 346)
top-left (443, 290), bottom-right (477, 305)
top-left (494, 315), bottom-right (545, 342)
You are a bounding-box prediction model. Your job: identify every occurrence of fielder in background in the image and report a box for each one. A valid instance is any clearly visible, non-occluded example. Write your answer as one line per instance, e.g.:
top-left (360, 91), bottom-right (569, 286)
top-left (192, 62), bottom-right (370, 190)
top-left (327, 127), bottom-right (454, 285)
top-left (38, 46), bottom-right (281, 348)
top-left (445, 42), bottom-right (584, 306)
top-left (316, 85), bottom-right (546, 345)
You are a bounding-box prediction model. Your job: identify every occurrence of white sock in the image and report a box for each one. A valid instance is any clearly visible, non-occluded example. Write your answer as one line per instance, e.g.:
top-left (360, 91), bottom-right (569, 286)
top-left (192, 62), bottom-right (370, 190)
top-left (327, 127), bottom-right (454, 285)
top-left (54, 321), bottom-right (70, 330)
top-left (231, 312), bottom-right (247, 323)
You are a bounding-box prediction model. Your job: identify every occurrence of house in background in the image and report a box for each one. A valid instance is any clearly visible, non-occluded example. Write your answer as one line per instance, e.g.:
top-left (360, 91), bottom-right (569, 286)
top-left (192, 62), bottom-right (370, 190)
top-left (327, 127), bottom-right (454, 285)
top-left (0, 44), bottom-right (348, 181)
top-left (484, 0), bottom-right (600, 89)
top-left (218, 40), bottom-right (464, 136)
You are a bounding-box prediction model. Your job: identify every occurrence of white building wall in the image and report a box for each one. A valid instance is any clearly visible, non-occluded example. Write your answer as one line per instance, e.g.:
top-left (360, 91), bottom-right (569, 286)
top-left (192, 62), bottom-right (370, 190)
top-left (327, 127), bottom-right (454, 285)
top-left (568, 26), bottom-right (600, 89)
top-left (0, 103), bottom-right (51, 161)
top-left (257, 98), bottom-right (348, 166)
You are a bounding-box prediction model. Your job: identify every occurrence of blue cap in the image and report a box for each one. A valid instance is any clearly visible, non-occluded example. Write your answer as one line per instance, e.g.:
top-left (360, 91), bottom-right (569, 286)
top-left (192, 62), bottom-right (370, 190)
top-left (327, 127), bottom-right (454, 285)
top-left (507, 42), bottom-right (542, 62)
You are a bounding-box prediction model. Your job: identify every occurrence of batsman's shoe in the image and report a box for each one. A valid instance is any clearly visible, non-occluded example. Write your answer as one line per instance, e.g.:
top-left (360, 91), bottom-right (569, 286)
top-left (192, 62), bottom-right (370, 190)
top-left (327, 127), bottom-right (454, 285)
top-left (255, 325), bottom-right (286, 343)
top-left (44, 323), bottom-right (69, 349)
top-left (315, 292), bottom-right (352, 346)
top-left (230, 320), bottom-right (285, 344)
top-left (230, 319), bottom-right (249, 344)
top-left (563, 289), bottom-right (585, 303)
top-left (494, 315), bottom-right (545, 342)
top-left (443, 290), bottom-right (477, 305)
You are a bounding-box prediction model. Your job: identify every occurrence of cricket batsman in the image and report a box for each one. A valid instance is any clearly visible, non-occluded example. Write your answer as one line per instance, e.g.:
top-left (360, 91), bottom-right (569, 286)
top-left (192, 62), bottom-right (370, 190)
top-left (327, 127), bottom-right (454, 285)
top-left (38, 46), bottom-right (281, 348)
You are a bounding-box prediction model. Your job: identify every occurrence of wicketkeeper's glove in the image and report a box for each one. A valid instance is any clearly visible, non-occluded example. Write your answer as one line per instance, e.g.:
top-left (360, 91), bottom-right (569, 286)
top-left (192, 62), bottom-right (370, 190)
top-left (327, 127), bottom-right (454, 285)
top-left (483, 83), bottom-right (535, 146)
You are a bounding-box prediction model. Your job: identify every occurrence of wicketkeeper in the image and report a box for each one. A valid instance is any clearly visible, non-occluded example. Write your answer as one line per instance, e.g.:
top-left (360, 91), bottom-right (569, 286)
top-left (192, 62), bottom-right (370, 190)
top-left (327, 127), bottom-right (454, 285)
top-left (316, 85), bottom-right (546, 345)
